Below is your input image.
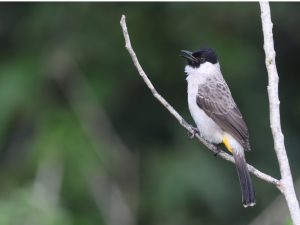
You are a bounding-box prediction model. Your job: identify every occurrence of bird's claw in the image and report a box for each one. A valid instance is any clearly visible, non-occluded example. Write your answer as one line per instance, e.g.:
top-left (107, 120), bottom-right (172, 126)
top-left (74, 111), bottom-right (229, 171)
top-left (213, 144), bottom-right (223, 157)
top-left (188, 127), bottom-right (199, 139)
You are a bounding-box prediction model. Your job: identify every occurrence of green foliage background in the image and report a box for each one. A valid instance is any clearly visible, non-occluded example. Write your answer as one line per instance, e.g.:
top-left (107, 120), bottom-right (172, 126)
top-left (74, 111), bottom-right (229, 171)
top-left (0, 2), bottom-right (299, 225)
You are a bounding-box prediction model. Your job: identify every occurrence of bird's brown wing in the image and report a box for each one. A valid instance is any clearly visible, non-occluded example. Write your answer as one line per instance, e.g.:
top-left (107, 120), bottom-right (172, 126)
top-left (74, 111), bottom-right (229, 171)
top-left (196, 79), bottom-right (251, 150)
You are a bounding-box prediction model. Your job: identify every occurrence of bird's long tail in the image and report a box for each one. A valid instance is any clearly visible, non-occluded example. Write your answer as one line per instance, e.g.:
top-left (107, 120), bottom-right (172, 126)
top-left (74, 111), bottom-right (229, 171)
top-left (233, 149), bottom-right (256, 207)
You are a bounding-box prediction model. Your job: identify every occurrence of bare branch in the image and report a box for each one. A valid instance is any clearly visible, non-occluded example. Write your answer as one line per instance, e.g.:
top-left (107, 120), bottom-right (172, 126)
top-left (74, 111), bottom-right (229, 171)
top-left (260, 2), bottom-right (300, 224)
top-left (120, 15), bottom-right (279, 188)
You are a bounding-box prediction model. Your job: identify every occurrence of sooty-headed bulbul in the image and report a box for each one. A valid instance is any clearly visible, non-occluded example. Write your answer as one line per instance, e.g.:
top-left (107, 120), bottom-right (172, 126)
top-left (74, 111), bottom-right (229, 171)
top-left (181, 47), bottom-right (256, 207)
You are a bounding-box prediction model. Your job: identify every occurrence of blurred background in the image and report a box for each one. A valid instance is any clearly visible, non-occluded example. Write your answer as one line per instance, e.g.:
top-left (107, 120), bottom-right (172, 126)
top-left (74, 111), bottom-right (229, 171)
top-left (0, 2), bottom-right (299, 225)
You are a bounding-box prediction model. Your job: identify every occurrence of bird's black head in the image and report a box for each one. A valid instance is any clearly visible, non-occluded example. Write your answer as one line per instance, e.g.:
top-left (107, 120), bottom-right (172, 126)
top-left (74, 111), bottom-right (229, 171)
top-left (180, 47), bottom-right (218, 68)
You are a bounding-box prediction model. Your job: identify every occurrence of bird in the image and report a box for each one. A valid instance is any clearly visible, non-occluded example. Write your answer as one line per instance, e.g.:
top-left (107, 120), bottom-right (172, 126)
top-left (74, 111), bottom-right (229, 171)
top-left (180, 47), bottom-right (256, 207)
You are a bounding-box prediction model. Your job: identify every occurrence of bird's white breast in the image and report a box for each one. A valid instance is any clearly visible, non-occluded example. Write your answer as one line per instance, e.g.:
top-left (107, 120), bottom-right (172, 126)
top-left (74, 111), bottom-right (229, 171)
top-left (185, 64), bottom-right (224, 144)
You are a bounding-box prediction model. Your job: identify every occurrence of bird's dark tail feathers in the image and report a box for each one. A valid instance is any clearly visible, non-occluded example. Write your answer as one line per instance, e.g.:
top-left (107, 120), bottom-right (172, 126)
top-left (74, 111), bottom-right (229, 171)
top-left (233, 150), bottom-right (256, 207)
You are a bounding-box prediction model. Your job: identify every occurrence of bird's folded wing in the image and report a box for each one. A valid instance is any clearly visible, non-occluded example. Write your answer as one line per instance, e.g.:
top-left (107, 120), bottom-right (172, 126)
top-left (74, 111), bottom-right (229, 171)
top-left (196, 82), bottom-right (250, 150)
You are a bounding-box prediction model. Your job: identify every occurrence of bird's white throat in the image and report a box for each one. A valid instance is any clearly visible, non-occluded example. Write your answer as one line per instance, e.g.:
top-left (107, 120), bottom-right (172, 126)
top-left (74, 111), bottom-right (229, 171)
top-left (185, 62), bottom-right (221, 85)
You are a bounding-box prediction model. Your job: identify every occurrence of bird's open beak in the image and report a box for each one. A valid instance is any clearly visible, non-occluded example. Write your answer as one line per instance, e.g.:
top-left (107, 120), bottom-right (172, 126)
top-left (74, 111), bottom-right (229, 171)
top-left (180, 50), bottom-right (197, 62)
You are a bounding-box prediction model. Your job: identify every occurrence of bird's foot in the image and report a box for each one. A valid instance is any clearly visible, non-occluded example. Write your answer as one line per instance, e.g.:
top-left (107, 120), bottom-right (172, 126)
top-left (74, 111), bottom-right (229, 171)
top-left (187, 127), bottom-right (199, 139)
top-left (213, 144), bottom-right (223, 157)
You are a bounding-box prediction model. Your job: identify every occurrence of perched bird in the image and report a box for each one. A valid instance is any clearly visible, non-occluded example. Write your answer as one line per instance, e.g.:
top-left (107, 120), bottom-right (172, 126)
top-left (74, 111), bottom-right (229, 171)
top-left (181, 47), bottom-right (255, 207)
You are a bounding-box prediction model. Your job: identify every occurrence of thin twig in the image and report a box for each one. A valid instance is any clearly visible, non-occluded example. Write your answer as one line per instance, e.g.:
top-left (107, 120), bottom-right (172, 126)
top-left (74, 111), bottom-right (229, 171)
top-left (120, 15), bottom-right (279, 188)
top-left (260, 2), bottom-right (300, 224)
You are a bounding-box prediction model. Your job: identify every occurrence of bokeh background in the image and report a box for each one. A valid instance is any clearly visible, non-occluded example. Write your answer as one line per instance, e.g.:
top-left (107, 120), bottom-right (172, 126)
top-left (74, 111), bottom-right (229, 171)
top-left (0, 2), bottom-right (299, 225)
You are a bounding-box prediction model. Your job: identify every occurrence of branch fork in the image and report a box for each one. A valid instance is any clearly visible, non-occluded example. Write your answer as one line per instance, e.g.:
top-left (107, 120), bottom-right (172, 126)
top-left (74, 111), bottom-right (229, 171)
top-left (121, 3), bottom-right (300, 222)
top-left (120, 14), bottom-right (279, 188)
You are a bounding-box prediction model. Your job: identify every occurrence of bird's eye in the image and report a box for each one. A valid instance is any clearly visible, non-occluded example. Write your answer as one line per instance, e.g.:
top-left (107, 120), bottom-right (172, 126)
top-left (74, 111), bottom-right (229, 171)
top-left (199, 57), bottom-right (206, 63)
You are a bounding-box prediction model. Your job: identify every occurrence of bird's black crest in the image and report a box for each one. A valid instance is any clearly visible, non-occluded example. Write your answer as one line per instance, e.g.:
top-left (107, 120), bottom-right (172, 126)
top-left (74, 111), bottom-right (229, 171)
top-left (192, 47), bottom-right (218, 64)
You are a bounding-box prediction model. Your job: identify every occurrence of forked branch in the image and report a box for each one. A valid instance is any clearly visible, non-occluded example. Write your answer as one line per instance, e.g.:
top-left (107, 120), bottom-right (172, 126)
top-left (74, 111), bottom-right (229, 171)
top-left (260, 2), bottom-right (300, 224)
